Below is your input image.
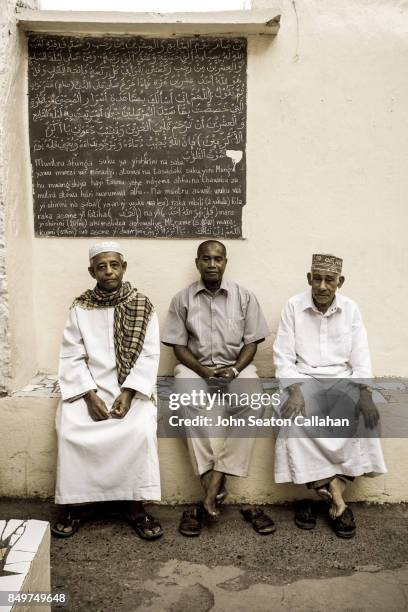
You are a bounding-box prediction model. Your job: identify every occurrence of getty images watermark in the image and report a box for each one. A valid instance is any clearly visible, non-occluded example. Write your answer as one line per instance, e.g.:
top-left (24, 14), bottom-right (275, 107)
top-left (166, 389), bottom-right (352, 429)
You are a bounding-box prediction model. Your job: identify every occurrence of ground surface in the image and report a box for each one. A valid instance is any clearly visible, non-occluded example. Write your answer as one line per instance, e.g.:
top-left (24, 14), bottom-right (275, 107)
top-left (1, 500), bottom-right (407, 611)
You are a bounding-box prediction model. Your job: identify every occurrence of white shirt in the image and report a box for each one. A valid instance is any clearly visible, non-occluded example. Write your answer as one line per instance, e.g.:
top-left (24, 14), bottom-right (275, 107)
top-left (59, 307), bottom-right (160, 406)
top-left (273, 290), bottom-right (372, 383)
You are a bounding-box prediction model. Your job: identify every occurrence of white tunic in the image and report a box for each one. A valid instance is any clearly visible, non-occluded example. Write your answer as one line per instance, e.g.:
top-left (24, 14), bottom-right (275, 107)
top-left (273, 290), bottom-right (386, 484)
top-left (55, 305), bottom-right (161, 504)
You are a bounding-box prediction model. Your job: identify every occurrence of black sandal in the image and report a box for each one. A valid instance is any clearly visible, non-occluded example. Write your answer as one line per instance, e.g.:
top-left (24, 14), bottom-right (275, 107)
top-left (294, 500), bottom-right (317, 530)
top-left (240, 506), bottom-right (276, 535)
top-left (331, 507), bottom-right (356, 539)
top-left (51, 508), bottom-right (86, 538)
top-left (179, 506), bottom-right (202, 537)
top-left (125, 512), bottom-right (164, 540)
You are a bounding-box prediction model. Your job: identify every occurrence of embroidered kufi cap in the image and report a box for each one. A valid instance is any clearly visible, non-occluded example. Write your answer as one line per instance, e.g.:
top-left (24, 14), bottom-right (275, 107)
top-left (311, 253), bottom-right (342, 274)
top-left (89, 241), bottom-right (124, 261)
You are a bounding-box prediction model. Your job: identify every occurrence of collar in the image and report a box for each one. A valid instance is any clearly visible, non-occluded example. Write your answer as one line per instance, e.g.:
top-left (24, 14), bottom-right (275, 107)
top-left (301, 289), bottom-right (342, 316)
top-left (194, 278), bottom-right (229, 296)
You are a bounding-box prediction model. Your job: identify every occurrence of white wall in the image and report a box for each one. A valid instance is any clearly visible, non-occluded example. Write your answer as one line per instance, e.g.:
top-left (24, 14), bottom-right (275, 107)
top-left (26, 0), bottom-right (408, 379)
top-left (1, 0), bottom-right (39, 392)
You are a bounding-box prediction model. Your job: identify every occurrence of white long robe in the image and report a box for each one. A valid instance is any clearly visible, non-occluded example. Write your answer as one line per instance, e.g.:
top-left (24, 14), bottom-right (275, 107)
top-left (273, 291), bottom-right (386, 484)
top-left (55, 305), bottom-right (161, 504)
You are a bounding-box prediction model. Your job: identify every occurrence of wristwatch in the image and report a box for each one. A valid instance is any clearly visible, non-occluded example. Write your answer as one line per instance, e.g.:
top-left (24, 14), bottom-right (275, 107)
top-left (231, 367), bottom-right (240, 378)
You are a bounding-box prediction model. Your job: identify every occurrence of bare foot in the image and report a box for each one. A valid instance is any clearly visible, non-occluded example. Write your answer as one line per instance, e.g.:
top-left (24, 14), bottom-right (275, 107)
top-left (216, 474), bottom-right (228, 505)
top-left (316, 486), bottom-right (332, 502)
top-left (328, 478), bottom-right (347, 519)
top-left (203, 470), bottom-right (224, 519)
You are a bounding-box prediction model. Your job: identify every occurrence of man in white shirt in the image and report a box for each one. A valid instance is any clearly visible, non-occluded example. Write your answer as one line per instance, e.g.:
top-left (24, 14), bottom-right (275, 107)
top-left (273, 254), bottom-right (386, 538)
top-left (52, 241), bottom-right (162, 540)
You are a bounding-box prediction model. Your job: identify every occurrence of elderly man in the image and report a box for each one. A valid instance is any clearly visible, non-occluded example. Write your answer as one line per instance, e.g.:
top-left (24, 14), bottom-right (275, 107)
top-left (162, 240), bottom-right (274, 536)
top-left (52, 241), bottom-right (162, 540)
top-left (273, 254), bottom-right (386, 538)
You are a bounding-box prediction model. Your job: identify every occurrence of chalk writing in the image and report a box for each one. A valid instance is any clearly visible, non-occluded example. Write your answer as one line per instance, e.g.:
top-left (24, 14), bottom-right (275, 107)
top-left (28, 36), bottom-right (246, 237)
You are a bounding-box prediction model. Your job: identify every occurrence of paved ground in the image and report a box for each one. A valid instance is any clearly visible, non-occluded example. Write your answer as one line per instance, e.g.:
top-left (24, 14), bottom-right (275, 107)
top-left (1, 499), bottom-right (407, 611)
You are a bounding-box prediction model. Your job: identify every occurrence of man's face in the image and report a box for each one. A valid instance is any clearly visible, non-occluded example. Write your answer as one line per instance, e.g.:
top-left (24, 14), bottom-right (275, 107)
top-left (195, 243), bottom-right (227, 285)
top-left (88, 252), bottom-right (127, 292)
top-left (307, 269), bottom-right (345, 310)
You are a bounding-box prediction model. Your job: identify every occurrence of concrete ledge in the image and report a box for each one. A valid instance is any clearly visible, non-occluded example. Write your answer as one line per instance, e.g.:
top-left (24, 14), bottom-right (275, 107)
top-left (0, 519), bottom-right (50, 612)
top-left (17, 9), bottom-right (281, 37)
top-left (1, 376), bottom-right (407, 503)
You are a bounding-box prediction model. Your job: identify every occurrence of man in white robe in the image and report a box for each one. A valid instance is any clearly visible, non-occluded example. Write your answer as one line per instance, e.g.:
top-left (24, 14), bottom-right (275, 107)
top-left (52, 241), bottom-right (162, 540)
top-left (273, 253), bottom-right (386, 538)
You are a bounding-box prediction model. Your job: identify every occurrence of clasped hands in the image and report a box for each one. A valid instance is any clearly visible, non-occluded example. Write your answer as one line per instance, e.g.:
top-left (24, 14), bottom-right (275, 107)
top-left (84, 388), bottom-right (135, 422)
top-left (201, 364), bottom-right (236, 381)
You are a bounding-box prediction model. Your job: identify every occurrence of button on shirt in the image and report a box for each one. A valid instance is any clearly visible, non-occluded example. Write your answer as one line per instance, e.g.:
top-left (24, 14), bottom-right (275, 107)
top-left (273, 290), bottom-right (372, 381)
top-left (162, 279), bottom-right (270, 366)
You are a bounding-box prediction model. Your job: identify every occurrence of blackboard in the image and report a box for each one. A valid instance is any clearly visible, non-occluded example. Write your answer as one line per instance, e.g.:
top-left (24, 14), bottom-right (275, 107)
top-left (28, 35), bottom-right (247, 238)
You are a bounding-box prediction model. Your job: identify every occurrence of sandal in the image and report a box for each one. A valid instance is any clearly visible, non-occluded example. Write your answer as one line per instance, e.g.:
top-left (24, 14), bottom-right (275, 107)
top-left (331, 507), bottom-right (356, 539)
top-left (51, 507), bottom-right (86, 538)
top-left (240, 506), bottom-right (276, 535)
top-left (179, 506), bottom-right (202, 537)
top-left (294, 500), bottom-right (317, 530)
top-left (124, 512), bottom-right (164, 541)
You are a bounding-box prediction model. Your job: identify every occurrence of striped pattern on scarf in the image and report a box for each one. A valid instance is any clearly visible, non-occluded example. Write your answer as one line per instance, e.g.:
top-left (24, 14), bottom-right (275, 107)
top-left (71, 281), bottom-right (153, 385)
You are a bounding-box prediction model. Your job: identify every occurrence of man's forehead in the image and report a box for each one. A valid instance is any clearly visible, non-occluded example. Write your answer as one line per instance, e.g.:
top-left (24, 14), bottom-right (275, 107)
top-left (91, 251), bottom-right (123, 264)
top-left (198, 243), bottom-right (226, 257)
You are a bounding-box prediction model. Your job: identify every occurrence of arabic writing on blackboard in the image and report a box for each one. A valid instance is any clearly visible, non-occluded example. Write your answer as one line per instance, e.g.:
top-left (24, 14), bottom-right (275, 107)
top-left (28, 36), bottom-right (247, 237)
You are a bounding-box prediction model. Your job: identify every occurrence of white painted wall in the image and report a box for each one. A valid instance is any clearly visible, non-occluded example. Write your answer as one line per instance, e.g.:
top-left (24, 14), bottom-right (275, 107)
top-left (1, 0), bottom-right (38, 392)
top-left (26, 0), bottom-right (408, 379)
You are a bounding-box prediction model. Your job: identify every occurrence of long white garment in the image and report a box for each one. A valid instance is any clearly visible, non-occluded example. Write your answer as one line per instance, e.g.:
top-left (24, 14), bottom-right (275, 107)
top-left (273, 290), bottom-right (386, 484)
top-left (55, 307), bottom-right (161, 504)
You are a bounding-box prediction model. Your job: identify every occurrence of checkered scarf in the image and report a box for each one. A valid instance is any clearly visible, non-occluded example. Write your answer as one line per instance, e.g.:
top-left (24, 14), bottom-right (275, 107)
top-left (71, 281), bottom-right (154, 385)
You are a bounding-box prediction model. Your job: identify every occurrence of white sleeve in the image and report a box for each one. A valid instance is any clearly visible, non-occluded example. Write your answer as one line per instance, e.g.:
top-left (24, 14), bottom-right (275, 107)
top-left (273, 300), bottom-right (303, 386)
top-left (349, 305), bottom-right (373, 380)
top-left (121, 311), bottom-right (160, 397)
top-left (58, 308), bottom-right (97, 401)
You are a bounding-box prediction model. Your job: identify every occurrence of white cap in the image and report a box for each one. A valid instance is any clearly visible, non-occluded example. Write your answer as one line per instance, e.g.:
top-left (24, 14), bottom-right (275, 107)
top-left (89, 241), bottom-right (124, 261)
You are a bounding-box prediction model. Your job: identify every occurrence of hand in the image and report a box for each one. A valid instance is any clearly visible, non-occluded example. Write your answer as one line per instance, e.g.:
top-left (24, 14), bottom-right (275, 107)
top-left (281, 385), bottom-right (305, 419)
top-left (357, 389), bottom-right (379, 429)
top-left (213, 367), bottom-right (235, 380)
top-left (84, 390), bottom-right (110, 421)
top-left (111, 388), bottom-right (135, 419)
top-left (200, 365), bottom-right (224, 378)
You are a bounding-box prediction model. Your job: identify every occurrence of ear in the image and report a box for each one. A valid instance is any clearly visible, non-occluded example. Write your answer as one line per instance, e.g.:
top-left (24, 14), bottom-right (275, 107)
top-left (338, 275), bottom-right (345, 288)
top-left (195, 257), bottom-right (199, 270)
top-left (122, 261), bottom-right (127, 274)
top-left (307, 272), bottom-right (312, 286)
top-left (88, 265), bottom-right (96, 279)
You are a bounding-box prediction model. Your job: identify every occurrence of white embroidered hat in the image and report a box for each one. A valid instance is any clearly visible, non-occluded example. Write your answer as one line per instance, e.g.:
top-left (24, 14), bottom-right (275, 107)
top-left (89, 241), bottom-right (124, 261)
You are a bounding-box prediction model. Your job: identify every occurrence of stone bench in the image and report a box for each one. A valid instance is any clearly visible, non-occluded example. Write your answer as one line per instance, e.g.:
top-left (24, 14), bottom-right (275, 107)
top-left (0, 375), bottom-right (407, 503)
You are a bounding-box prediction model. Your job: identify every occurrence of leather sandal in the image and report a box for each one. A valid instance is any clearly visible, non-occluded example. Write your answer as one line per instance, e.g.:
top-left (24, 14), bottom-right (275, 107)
top-left (240, 506), bottom-right (276, 535)
top-left (331, 507), bottom-right (356, 539)
top-left (51, 508), bottom-right (86, 538)
top-left (294, 500), bottom-right (317, 530)
top-left (124, 512), bottom-right (164, 540)
top-left (179, 506), bottom-right (203, 537)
